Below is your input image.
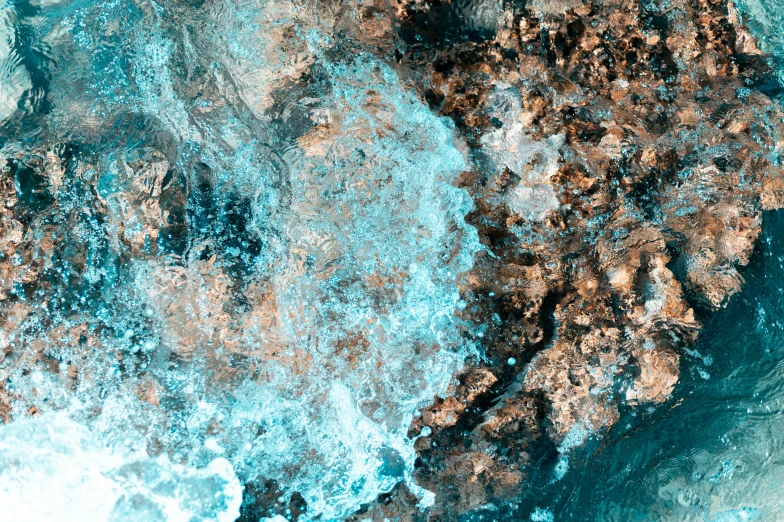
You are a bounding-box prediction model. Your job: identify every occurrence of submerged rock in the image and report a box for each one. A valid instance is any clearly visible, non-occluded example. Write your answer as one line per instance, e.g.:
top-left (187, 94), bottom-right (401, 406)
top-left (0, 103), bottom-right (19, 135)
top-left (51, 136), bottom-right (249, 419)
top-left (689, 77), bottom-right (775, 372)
top-left (363, 0), bottom-right (784, 516)
top-left (0, 0), bottom-right (783, 519)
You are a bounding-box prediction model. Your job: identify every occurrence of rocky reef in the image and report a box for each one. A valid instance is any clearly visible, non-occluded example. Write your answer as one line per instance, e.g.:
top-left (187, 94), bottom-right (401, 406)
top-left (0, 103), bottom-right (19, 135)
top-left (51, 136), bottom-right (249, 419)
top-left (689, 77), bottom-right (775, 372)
top-left (346, 0), bottom-right (784, 517)
top-left (372, 0), bottom-right (784, 516)
top-left (0, 0), bottom-right (783, 519)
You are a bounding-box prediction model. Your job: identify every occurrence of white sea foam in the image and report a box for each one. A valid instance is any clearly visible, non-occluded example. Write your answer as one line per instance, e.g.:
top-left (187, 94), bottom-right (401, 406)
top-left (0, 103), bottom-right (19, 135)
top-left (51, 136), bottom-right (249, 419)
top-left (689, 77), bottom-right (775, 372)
top-left (0, 414), bottom-right (242, 522)
top-left (0, 1), bottom-right (481, 519)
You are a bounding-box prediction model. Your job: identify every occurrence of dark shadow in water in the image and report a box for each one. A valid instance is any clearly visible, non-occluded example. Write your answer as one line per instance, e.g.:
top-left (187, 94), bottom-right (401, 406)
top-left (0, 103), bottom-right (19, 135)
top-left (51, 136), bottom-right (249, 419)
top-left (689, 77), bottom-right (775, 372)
top-left (462, 209), bottom-right (784, 522)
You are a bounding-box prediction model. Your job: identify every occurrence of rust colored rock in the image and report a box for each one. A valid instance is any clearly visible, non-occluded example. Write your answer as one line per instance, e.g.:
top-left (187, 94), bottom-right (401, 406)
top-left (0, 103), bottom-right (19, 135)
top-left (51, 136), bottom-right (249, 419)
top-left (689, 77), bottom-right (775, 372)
top-left (376, 0), bottom-right (784, 516)
top-left (0, 0), bottom-right (782, 517)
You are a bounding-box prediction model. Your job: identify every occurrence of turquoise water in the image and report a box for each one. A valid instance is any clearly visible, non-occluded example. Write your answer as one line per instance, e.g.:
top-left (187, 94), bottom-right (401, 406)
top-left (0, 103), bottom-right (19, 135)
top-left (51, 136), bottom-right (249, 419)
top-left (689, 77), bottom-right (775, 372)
top-left (464, 209), bottom-right (784, 521)
top-left (0, 0), bottom-right (479, 519)
top-left (2, 0), bottom-right (784, 519)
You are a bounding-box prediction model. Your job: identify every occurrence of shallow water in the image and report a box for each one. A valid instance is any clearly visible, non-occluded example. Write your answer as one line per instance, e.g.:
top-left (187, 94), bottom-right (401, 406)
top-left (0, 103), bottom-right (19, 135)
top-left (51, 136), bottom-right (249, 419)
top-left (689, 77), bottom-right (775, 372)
top-left (2, 0), bottom-right (784, 519)
top-left (462, 209), bottom-right (784, 521)
top-left (0, 0), bottom-right (479, 519)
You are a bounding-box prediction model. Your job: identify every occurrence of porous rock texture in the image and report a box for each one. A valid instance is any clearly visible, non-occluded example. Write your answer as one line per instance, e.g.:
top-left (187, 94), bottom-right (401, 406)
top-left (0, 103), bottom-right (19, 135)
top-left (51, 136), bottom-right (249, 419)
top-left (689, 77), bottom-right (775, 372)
top-left (348, 0), bottom-right (784, 518)
top-left (0, 0), bottom-right (783, 519)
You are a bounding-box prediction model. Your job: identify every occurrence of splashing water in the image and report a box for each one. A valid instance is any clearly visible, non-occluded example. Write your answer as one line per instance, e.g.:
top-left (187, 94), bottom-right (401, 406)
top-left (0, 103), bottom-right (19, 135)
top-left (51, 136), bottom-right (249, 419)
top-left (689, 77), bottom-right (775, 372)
top-left (0, 414), bottom-right (242, 522)
top-left (0, 0), bottom-right (480, 519)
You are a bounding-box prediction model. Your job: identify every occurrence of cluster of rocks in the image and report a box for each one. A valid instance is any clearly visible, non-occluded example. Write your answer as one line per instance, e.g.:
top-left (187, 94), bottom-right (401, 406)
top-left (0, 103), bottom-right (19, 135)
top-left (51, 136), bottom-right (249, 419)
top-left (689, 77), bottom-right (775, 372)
top-left (0, 0), bottom-right (783, 519)
top-left (348, 0), bottom-right (784, 517)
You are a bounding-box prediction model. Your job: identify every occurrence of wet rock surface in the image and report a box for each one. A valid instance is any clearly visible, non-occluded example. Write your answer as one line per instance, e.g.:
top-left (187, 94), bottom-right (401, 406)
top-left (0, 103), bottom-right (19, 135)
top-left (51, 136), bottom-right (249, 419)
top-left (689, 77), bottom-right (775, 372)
top-left (353, 0), bottom-right (784, 517)
top-left (0, 0), bottom-right (783, 519)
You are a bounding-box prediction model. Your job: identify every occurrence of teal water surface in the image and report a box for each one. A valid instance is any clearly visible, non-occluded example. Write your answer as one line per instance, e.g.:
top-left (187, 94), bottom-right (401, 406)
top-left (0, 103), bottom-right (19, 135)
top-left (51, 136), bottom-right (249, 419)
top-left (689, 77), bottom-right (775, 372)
top-left (467, 209), bottom-right (784, 521)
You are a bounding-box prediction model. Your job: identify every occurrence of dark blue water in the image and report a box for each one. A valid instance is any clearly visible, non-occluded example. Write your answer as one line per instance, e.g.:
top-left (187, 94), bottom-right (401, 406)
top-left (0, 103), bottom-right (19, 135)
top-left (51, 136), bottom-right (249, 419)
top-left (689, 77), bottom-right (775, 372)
top-left (462, 209), bottom-right (784, 522)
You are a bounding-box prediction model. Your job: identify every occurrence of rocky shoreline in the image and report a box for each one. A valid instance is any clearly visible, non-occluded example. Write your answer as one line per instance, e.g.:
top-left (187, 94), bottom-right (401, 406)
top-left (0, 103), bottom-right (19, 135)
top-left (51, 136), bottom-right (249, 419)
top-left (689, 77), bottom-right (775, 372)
top-left (347, 0), bottom-right (784, 518)
top-left (1, 0), bottom-right (783, 519)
